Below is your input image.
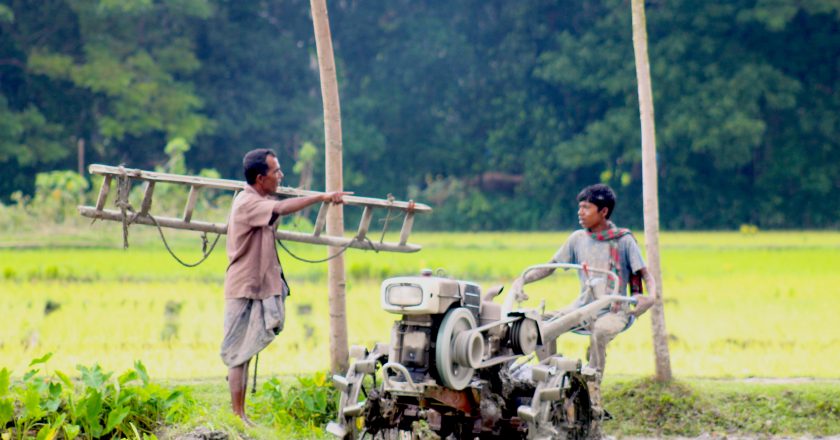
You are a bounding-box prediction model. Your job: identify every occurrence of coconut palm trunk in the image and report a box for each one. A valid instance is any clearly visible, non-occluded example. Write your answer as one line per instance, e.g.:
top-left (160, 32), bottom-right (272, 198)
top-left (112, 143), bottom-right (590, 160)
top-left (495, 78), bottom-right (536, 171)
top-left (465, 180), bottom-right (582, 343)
top-left (310, 0), bottom-right (349, 374)
top-left (631, 0), bottom-right (672, 382)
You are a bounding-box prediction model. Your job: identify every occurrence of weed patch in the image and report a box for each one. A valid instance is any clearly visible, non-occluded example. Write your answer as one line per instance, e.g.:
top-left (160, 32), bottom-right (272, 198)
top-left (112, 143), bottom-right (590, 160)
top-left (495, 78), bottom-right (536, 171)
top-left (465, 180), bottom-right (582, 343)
top-left (0, 354), bottom-right (193, 439)
top-left (250, 372), bottom-right (337, 437)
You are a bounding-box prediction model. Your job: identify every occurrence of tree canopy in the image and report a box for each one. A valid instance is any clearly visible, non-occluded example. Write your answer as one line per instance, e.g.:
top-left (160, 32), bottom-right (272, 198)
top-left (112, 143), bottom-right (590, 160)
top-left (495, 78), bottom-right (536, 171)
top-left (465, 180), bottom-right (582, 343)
top-left (0, 0), bottom-right (837, 230)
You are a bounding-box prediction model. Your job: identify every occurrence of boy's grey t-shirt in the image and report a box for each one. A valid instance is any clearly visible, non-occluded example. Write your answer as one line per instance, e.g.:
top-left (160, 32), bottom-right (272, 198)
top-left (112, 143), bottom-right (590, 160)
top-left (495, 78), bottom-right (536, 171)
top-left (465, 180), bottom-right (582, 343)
top-left (551, 229), bottom-right (646, 297)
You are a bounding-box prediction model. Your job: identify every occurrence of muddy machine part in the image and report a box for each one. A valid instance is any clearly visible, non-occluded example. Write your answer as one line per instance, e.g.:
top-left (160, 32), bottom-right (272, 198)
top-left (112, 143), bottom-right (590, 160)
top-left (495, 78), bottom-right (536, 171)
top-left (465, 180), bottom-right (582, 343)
top-left (328, 264), bottom-right (637, 439)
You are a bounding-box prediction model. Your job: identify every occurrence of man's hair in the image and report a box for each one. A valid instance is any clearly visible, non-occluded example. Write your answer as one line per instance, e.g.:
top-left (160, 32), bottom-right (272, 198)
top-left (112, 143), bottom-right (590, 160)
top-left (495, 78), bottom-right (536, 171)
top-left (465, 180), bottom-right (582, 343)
top-left (577, 184), bottom-right (617, 219)
top-left (243, 148), bottom-right (277, 184)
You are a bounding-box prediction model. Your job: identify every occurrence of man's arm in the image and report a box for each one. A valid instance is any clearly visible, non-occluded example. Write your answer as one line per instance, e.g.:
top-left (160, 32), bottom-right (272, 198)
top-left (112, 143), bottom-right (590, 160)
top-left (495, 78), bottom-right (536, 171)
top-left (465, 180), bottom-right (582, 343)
top-left (631, 267), bottom-right (656, 317)
top-left (272, 191), bottom-right (351, 216)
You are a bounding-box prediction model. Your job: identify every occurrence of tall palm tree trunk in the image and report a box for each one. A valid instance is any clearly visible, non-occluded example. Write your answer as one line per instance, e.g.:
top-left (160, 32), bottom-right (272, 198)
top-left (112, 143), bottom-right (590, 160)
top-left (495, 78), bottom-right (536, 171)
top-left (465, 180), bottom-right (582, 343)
top-left (310, 0), bottom-right (349, 375)
top-left (631, 0), bottom-right (672, 382)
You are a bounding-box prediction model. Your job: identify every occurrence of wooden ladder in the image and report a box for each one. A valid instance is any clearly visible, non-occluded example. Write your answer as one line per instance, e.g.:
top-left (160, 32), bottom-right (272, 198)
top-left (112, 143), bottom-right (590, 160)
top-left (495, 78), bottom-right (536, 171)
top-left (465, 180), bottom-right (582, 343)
top-left (78, 164), bottom-right (431, 253)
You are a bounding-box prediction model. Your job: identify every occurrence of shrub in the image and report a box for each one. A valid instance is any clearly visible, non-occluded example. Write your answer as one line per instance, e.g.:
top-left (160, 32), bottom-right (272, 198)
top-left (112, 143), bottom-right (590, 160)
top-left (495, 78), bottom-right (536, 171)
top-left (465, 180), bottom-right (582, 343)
top-left (251, 372), bottom-right (337, 433)
top-left (0, 354), bottom-right (193, 439)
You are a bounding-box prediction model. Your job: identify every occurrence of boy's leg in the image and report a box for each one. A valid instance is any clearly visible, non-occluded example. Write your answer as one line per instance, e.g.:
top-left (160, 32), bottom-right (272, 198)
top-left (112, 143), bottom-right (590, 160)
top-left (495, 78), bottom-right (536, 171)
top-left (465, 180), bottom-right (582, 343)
top-left (587, 312), bottom-right (628, 415)
top-left (588, 312), bottom-right (628, 373)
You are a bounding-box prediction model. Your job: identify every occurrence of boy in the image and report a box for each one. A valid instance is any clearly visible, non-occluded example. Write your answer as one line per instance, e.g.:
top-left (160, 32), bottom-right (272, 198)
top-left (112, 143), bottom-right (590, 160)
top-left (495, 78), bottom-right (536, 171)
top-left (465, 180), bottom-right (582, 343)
top-left (511, 184), bottom-right (656, 415)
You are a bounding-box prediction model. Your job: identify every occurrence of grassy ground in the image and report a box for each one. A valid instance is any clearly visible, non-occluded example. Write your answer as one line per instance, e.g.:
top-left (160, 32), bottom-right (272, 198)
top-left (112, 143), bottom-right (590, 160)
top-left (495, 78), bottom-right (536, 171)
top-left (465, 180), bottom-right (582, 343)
top-left (157, 376), bottom-right (840, 439)
top-left (604, 377), bottom-right (840, 437)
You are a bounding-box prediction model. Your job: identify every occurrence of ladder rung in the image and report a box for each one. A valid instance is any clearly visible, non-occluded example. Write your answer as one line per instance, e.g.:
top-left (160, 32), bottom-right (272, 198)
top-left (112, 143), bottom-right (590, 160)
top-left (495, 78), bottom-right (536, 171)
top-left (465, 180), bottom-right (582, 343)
top-left (356, 206), bottom-right (373, 240)
top-left (95, 175), bottom-right (113, 211)
top-left (140, 181), bottom-right (155, 216)
top-left (183, 185), bottom-right (199, 222)
top-left (399, 211), bottom-right (415, 246)
top-left (313, 202), bottom-right (329, 237)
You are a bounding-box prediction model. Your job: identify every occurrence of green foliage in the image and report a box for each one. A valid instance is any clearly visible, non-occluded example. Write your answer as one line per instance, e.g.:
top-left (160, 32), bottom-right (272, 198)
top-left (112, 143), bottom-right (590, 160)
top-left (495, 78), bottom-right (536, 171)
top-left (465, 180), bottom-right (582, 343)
top-left (0, 97), bottom-right (66, 166)
top-left (0, 5), bottom-right (13, 23)
top-left (0, 356), bottom-right (193, 440)
top-left (1, 0), bottom-right (839, 230)
top-left (31, 171), bottom-right (89, 224)
top-left (251, 372), bottom-right (337, 432)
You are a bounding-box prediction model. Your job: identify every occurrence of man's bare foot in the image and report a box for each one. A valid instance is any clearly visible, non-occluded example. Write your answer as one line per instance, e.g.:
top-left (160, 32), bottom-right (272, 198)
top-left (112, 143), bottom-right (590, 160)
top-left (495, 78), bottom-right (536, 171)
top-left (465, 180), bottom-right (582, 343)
top-left (236, 412), bottom-right (256, 427)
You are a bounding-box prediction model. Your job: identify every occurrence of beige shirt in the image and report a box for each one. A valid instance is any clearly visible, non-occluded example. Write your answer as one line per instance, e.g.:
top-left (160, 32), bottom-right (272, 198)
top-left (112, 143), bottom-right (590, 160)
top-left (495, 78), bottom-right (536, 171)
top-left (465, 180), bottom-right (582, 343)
top-left (224, 185), bottom-right (289, 300)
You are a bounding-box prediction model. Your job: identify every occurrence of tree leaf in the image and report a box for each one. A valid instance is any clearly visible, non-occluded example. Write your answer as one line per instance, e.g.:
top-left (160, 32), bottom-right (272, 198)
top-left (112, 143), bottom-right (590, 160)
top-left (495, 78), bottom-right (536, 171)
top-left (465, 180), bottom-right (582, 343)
top-left (29, 353), bottom-right (54, 367)
top-left (23, 369), bottom-right (39, 381)
top-left (35, 413), bottom-right (65, 440)
top-left (134, 361), bottom-right (149, 385)
top-left (22, 386), bottom-right (44, 421)
top-left (0, 368), bottom-right (10, 397)
top-left (118, 370), bottom-right (138, 386)
top-left (0, 398), bottom-right (14, 427)
top-left (82, 390), bottom-right (103, 431)
top-left (78, 364), bottom-right (111, 390)
top-left (165, 390), bottom-right (183, 406)
top-left (0, 5), bottom-right (13, 23)
top-left (55, 370), bottom-right (74, 390)
top-left (104, 406), bottom-right (131, 434)
top-left (62, 424), bottom-right (80, 440)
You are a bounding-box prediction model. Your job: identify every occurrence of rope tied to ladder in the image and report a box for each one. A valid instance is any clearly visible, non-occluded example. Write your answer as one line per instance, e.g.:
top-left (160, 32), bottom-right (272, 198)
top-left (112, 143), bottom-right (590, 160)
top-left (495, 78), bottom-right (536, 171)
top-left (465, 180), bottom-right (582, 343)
top-left (276, 195), bottom-right (417, 264)
top-left (113, 166), bottom-right (222, 267)
top-left (115, 167), bottom-right (137, 250)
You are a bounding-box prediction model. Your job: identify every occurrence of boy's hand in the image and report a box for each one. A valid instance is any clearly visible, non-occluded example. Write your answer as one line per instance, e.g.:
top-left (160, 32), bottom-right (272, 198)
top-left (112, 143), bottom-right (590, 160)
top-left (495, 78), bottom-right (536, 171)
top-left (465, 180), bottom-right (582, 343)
top-left (511, 277), bottom-right (528, 302)
top-left (631, 294), bottom-right (654, 317)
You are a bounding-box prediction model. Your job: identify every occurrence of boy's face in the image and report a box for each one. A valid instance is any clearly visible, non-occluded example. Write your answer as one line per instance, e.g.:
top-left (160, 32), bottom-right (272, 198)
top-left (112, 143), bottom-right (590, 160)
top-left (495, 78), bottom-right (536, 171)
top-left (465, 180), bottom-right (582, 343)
top-left (578, 200), bottom-right (608, 230)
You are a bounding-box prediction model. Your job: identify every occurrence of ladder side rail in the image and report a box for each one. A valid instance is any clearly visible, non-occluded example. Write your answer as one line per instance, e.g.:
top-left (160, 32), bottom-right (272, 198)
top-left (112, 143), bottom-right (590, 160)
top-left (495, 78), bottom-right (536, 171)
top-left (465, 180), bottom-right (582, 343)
top-left (89, 164), bottom-right (431, 212)
top-left (90, 165), bottom-right (246, 192)
top-left (79, 207), bottom-right (227, 235)
top-left (274, 230), bottom-right (420, 253)
top-left (77, 206), bottom-right (422, 253)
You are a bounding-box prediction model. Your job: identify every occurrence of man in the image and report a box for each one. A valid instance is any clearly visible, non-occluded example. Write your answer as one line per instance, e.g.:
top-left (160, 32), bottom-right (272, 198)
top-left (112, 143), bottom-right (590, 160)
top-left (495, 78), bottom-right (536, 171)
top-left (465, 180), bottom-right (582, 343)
top-left (220, 148), bottom-right (349, 423)
top-left (511, 184), bottom-right (656, 415)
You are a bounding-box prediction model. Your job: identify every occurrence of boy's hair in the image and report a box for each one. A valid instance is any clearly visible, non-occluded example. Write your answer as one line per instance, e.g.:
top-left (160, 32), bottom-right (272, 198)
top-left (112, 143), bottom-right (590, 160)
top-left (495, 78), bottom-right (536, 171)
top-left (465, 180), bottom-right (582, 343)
top-left (243, 148), bottom-right (277, 184)
top-left (577, 184), bottom-right (616, 219)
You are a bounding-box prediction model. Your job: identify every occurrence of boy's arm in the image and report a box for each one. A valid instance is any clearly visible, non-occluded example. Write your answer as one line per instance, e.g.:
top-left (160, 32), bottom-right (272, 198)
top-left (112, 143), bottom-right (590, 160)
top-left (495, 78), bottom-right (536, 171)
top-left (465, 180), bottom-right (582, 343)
top-left (511, 234), bottom-right (576, 300)
top-left (631, 267), bottom-right (656, 317)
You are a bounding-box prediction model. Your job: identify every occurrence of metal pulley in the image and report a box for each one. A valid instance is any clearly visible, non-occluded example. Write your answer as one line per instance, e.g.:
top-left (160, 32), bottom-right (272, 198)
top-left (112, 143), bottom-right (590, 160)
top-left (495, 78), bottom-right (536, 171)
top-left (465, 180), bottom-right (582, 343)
top-left (434, 307), bottom-right (477, 390)
top-left (510, 318), bottom-right (540, 355)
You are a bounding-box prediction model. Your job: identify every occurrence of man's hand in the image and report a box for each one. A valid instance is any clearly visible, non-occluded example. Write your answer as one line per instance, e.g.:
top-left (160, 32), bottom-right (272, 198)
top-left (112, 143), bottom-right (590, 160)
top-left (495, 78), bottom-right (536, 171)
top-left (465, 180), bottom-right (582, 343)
top-left (631, 294), bottom-right (654, 317)
top-left (511, 277), bottom-right (528, 302)
top-left (321, 191), bottom-right (353, 204)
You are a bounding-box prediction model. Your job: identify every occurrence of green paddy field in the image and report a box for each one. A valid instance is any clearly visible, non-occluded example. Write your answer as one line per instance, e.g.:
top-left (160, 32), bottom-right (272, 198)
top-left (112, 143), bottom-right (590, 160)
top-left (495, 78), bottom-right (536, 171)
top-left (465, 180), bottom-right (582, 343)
top-left (1, 227), bottom-right (838, 380)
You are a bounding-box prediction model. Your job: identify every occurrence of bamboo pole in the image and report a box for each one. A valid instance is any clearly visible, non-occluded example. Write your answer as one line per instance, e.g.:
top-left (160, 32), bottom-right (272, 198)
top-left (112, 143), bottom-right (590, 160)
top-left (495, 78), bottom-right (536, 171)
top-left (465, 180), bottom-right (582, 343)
top-left (631, 0), bottom-right (672, 382)
top-left (310, 0), bottom-right (349, 375)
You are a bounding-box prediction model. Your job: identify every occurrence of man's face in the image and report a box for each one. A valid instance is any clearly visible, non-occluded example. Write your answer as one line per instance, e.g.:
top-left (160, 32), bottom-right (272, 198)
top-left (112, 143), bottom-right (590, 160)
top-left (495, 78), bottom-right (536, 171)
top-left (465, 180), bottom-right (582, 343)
top-left (257, 155), bottom-right (284, 193)
top-left (578, 200), bottom-right (608, 230)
